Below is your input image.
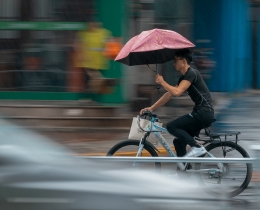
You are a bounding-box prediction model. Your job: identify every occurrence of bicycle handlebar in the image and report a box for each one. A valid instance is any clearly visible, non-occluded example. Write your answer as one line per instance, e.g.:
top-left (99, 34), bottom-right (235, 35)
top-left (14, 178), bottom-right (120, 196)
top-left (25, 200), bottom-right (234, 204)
top-left (141, 110), bottom-right (160, 120)
top-left (137, 110), bottom-right (161, 133)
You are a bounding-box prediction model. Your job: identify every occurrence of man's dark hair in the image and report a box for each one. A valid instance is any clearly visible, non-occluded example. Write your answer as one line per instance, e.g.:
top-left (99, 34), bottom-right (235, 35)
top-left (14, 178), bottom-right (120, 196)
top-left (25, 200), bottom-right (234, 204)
top-left (175, 48), bottom-right (193, 65)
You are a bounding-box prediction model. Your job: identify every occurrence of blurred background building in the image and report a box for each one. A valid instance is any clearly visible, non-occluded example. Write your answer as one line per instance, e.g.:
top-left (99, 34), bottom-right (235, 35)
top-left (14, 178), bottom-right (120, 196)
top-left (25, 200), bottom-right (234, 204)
top-left (0, 0), bottom-right (259, 104)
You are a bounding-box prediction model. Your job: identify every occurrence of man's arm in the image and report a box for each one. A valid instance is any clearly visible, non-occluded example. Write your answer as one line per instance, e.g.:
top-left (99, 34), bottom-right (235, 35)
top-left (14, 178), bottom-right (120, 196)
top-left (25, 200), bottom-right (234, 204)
top-left (161, 80), bottom-right (191, 97)
top-left (151, 92), bottom-right (173, 110)
top-left (140, 92), bottom-right (173, 114)
top-left (160, 80), bottom-right (191, 97)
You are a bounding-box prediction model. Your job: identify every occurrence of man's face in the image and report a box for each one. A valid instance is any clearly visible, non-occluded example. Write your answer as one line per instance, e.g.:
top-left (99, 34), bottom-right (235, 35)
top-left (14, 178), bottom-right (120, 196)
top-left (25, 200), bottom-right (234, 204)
top-left (173, 56), bottom-right (184, 71)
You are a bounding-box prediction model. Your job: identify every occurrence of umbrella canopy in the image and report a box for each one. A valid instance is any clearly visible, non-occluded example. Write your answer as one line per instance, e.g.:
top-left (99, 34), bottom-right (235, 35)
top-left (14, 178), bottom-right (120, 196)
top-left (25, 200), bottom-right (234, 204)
top-left (115, 28), bottom-right (195, 66)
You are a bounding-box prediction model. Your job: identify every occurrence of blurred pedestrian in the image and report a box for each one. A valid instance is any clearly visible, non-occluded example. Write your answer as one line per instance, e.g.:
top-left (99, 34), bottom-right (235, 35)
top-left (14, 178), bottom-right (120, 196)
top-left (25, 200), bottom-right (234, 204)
top-left (75, 22), bottom-right (112, 94)
top-left (140, 49), bottom-right (215, 160)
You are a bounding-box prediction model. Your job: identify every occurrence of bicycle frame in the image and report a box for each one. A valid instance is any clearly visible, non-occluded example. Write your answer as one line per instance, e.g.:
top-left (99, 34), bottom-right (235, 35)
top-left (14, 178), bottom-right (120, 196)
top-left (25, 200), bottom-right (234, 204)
top-left (154, 124), bottom-right (189, 170)
top-left (137, 119), bottom-right (224, 173)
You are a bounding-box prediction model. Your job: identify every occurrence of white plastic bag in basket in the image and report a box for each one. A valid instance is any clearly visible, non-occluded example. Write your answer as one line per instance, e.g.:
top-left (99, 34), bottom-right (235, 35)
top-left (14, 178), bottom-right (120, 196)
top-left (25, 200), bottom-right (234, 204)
top-left (128, 117), bottom-right (163, 142)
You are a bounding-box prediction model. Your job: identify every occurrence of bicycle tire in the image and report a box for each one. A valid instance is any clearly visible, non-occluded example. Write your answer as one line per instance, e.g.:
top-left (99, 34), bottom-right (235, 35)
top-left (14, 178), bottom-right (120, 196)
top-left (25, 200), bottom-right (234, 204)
top-left (195, 141), bottom-right (252, 197)
top-left (107, 140), bottom-right (161, 170)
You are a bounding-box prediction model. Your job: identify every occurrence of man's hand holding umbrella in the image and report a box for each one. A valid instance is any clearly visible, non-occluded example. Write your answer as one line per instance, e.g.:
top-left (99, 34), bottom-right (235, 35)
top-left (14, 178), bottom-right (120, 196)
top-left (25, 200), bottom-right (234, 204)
top-left (155, 74), bottom-right (165, 85)
top-left (155, 74), bottom-right (191, 97)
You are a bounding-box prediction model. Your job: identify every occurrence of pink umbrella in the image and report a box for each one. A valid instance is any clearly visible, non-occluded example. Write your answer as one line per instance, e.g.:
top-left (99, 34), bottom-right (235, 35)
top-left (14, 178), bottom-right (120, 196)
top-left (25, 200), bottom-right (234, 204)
top-left (115, 28), bottom-right (195, 66)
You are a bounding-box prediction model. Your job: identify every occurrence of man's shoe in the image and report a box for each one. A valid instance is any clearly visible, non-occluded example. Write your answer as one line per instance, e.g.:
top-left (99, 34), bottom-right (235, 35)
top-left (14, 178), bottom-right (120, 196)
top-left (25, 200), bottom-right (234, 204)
top-left (184, 146), bottom-right (207, 157)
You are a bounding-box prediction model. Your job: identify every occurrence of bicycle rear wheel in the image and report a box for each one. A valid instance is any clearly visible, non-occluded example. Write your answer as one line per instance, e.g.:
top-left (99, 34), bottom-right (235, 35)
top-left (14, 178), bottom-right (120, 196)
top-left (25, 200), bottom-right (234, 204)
top-left (195, 141), bottom-right (252, 197)
top-left (107, 140), bottom-right (161, 170)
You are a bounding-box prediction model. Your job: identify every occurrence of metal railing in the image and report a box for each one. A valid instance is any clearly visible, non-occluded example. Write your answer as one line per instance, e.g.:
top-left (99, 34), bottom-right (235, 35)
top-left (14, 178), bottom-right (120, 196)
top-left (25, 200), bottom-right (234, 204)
top-left (83, 156), bottom-right (257, 163)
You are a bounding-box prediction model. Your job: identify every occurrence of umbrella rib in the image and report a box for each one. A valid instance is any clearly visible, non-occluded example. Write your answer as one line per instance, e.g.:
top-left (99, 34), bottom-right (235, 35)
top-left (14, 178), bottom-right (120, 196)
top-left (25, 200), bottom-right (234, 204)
top-left (147, 64), bottom-right (156, 73)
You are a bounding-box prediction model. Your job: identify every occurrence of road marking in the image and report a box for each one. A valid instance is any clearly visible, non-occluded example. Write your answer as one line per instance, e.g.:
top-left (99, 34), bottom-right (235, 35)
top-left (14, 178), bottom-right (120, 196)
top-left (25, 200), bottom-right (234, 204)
top-left (78, 146), bottom-right (176, 156)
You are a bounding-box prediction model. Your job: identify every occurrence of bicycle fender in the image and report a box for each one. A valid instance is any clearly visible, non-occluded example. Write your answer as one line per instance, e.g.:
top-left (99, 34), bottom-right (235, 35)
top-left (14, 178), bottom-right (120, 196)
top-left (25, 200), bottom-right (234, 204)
top-left (210, 140), bottom-right (221, 144)
top-left (209, 140), bottom-right (240, 144)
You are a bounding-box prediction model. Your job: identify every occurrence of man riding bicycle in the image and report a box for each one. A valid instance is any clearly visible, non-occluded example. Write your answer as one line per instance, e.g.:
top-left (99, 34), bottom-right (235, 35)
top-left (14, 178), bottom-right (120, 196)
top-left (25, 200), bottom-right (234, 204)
top-left (140, 48), bottom-right (215, 158)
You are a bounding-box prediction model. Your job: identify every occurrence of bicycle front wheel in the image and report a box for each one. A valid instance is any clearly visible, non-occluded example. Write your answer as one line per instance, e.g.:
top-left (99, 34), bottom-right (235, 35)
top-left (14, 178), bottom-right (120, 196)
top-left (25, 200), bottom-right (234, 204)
top-left (107, 140), bottom-right (161, 170)
top-left (195, 141), bottom-right (252, 197)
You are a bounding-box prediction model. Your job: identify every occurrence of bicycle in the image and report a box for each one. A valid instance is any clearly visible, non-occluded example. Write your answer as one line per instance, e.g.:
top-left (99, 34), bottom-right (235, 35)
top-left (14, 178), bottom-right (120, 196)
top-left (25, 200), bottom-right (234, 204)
top-left (107, 111), bottom-right (253, 198)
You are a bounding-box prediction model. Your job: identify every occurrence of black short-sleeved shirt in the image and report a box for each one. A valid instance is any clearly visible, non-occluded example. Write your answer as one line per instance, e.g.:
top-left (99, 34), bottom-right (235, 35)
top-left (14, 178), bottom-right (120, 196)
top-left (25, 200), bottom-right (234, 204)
top-left (177, 67), bottom-right (214, 111)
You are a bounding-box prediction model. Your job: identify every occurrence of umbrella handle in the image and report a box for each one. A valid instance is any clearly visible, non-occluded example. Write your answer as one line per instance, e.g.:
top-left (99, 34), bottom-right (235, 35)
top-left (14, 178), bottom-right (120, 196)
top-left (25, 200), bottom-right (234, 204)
top-left (155, 64), bottom-right (161, 95)
top-left (156, 85), bottom-right (161, 96)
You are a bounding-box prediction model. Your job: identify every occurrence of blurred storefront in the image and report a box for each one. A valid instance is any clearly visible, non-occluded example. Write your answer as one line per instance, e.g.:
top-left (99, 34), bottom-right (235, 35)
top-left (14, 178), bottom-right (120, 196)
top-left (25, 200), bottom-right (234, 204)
top-left (0, 0), bottom-right (127, 103)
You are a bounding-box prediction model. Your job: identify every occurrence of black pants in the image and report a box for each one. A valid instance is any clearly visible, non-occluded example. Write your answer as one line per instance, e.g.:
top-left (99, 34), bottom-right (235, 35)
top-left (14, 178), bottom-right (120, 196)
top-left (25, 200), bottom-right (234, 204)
top-left (166, 109), bottom-right (215, 157)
